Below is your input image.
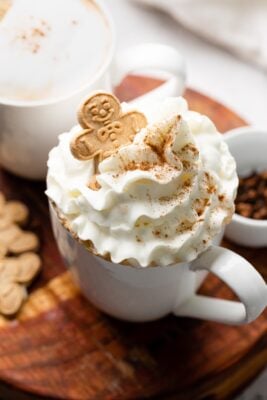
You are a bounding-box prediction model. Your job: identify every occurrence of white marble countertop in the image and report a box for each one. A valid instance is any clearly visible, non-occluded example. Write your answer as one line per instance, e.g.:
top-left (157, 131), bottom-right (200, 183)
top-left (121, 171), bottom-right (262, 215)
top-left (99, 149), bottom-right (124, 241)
top-left (105, 1), bottom-right (267, 398)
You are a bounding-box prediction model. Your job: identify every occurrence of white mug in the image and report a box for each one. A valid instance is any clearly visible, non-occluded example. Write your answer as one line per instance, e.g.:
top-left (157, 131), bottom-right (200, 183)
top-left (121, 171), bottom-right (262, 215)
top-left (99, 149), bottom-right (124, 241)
top-left (50, 204), bottom-right (267, 325)
top-left (224, 127), bottom-right (267, 247)
top-left (0, 0), bottom-right (186, 180)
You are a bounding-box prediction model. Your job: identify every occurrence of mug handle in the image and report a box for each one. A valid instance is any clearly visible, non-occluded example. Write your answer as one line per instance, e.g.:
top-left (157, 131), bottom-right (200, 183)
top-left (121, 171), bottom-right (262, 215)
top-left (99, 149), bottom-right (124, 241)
top-left (111, 43), bottom-right (186, 106)
top-left (174, 246), bottom-right (267, 324)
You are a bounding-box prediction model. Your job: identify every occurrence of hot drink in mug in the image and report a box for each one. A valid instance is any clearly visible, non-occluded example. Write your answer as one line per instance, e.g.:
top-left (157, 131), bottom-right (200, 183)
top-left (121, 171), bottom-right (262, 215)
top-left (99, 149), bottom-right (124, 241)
top-left (0, 0), bottom-right (186, 179)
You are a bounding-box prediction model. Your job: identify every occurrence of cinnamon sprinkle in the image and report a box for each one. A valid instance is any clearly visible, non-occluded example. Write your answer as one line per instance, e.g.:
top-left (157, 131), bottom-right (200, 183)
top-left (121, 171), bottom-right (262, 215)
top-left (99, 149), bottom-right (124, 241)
top-left (16, 19), bottom-right (51, 54)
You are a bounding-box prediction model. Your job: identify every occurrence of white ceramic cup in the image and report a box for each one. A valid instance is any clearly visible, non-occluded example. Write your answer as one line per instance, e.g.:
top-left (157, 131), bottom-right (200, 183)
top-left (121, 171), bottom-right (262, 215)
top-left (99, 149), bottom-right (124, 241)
top-left (50, 204), bottom-right (267, 325)
top-left (224, 127), bottom-right (267, 247)
top-left (0, 0), bottom-right (186, 180)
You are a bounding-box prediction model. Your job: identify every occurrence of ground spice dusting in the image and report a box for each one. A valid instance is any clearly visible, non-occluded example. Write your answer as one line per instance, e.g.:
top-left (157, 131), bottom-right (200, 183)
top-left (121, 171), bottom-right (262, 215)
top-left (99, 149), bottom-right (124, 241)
top-left (204, 172), bottom-right (217, 194)
top-left (194, 198), bottom-right (210, 217)
top-left (182, 160), bottom-right (191, 170)
top-left (180, 143), bottom-right (199, 157)
top-left (123, 160), bottom-right (157, 172)
top-left (143, 117), bottom-right (180, 165)
top-left (108, 116), bottom-right (194, 194)
top-left (159, 196), bottom-right (171, 203)
top-left (32, 27), bottom-right (45, 37)
top-left (17, 19), bottom-right (51, 54)
top-left (146, 142), bottom-right (166, 165)
top-left (32, 44), bottom-right (40, 54)
top-left (177, 220), bottom-right (194, 233)
top-left (184, 179), bottom-right (191, 188)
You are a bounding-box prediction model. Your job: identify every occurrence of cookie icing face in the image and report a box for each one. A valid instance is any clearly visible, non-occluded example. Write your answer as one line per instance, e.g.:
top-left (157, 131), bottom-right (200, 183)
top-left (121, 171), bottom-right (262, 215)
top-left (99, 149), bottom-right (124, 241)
top-left (79, 93), bottom-right (121, 127)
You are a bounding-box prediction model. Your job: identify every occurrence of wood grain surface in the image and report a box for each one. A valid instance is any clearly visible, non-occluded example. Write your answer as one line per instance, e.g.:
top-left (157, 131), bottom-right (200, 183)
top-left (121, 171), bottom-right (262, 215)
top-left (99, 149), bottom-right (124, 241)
top-left (0, 76), bottom-right (266, 400)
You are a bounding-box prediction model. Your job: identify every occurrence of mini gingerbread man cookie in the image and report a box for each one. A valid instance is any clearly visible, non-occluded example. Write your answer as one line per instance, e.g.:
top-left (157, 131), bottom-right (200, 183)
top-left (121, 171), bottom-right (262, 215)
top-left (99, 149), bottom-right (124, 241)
top-left (70, 92), bottom-right (147, 162)
top-left (0, 193), bottom-right (41, 316)
top-left (0, 0), bottom-right (11, 22)
top-left (0, 282), bottom-right (27, 316)
top-left (4, 201), bottom-right (29, 225)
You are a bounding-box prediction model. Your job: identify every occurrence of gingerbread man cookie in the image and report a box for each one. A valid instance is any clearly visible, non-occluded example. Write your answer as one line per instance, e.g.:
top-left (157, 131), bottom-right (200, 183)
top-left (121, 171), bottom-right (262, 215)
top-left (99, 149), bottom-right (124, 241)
top-left (70, 92), bottom-right (147, 161)
top-left (0, 0), bottom-right (11, 21)
top-left (0, 193), bottom-right (42, 316)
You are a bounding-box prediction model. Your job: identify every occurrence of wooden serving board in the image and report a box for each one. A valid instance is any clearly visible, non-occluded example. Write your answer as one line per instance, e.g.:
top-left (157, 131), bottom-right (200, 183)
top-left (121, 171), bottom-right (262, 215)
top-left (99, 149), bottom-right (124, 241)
top-left (0, 76), bottom-right (266, 400)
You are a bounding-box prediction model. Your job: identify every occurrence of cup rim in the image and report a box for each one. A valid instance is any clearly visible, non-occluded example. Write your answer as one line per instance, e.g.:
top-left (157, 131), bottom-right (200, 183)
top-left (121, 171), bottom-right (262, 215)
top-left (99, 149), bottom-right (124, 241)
top-left (231, 212), bottom-right (267, 227)
top-left (0, 0), bottom-right (115, 108)
top-left (223, 125), bottom-right (267, 142)
top-left (224, 126), bottom-right (267, 228)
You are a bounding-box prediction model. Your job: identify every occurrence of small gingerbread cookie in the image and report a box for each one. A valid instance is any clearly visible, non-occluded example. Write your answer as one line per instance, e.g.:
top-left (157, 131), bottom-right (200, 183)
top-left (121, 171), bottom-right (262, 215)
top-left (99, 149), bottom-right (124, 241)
top-left (0, 281), bottom-right (26, 316)
top-left (0, 224), bottom-right (21, 246)
top-left (0, 257), bottom-right (18, 282)
top-left (0, 193), bottom-right (42, 317)
top-left (9, 231), bottom-right (39, 254)
top-left (16, 253), bottom-right (42, 284)
top-left (0, 0), bottom-right (10, 22)
top-left (0, 214), bottom-right (12, 230)
top-left (70, 92), bottom-right (147, 162)
top-left (0, 192), bottom-right (6, 210)
top-left (4, 201), bottom-right (29, 225)
top-left (0, 243), bottom-right (8, 259)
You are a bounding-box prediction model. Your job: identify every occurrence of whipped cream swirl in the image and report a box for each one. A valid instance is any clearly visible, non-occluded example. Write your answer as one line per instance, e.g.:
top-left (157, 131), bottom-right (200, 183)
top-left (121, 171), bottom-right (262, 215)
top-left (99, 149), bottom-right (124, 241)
top-left (46, 97), bottom-right (238, 267)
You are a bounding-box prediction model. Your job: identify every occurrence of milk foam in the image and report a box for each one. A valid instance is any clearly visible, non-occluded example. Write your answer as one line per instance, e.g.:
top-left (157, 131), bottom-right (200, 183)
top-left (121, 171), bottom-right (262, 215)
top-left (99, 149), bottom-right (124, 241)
top-left (0, 0), bottom-right (110, 102)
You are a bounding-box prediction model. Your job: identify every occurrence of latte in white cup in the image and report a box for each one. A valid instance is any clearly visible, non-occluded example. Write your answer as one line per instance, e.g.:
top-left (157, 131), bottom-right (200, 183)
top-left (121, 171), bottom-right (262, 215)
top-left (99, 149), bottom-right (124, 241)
top-left (0, 0), bottom-right (186, 179)
top-left (0, 0), bottom-right (110, 102)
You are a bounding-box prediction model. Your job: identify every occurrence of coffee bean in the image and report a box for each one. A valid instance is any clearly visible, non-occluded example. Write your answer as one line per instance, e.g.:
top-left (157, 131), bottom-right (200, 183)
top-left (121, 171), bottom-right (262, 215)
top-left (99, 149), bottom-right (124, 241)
top-left (244, 175), bottom-right (258, 188)
top-left (236, 202), bottom-right (253, 218)
top-left (236, 171), bottom-right (267, 220)
top-left (259, 171), bottom-right (267, 180)
top-left (253, 208), bottom-right (267, 219)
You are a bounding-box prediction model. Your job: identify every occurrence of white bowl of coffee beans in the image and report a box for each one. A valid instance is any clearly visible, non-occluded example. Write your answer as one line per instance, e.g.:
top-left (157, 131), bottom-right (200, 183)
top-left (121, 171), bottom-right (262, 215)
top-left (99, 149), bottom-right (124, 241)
top-left (224, 127), bottom-right (267, 247)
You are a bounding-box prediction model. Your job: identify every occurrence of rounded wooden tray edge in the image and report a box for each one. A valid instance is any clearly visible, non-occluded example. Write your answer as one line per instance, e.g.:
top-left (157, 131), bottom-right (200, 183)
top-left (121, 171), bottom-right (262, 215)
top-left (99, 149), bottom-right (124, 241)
top-left (0, 77), bottom-right (266, 400)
